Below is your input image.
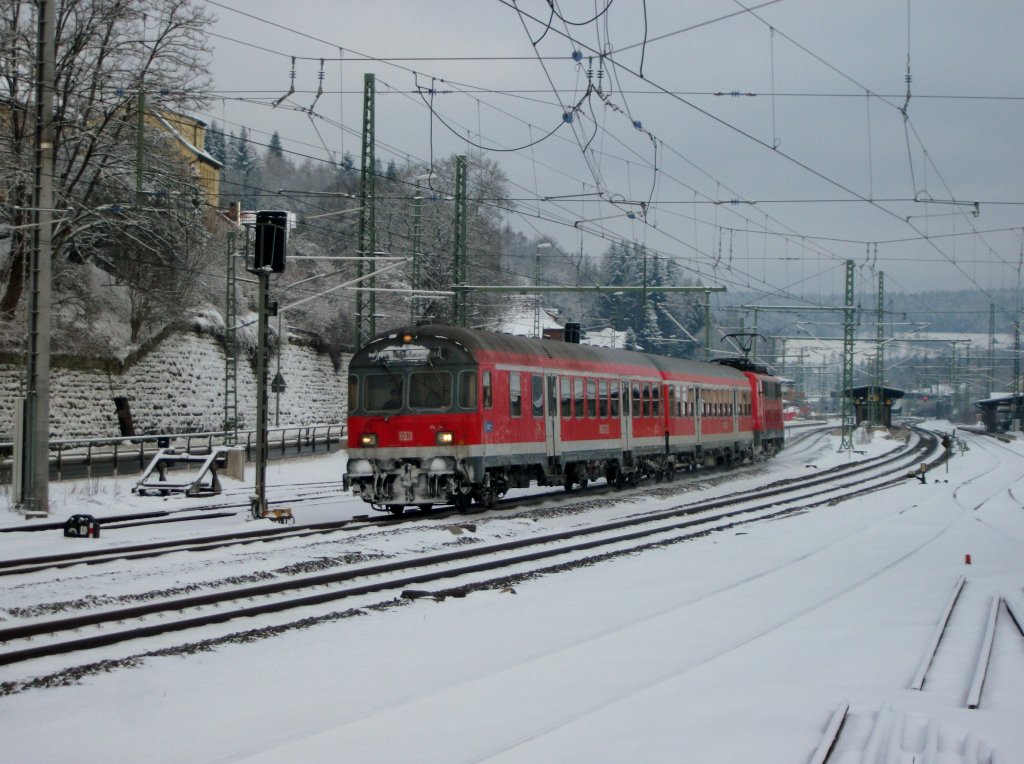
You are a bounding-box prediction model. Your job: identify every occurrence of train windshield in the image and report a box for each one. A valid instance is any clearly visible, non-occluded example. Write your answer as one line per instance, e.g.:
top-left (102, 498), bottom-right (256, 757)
top-left (364, 373), bottom-right (405, 411)
top-left (409, 370), bottom-right (453, 410)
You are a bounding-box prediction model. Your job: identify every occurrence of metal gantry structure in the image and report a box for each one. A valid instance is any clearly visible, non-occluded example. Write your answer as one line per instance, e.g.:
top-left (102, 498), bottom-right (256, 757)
top-left (871, 271), bottom-right (884, 426)
top-left (840, 260), bottom-right (856, 450)
top-left (222, 229), bottom-right (239, 445)
top-left (739, 260), bottom-right (857, 451)
top-left (355, 73), bottom-right (377, 348)
top-left (451, 154), bottom-right (468, 326)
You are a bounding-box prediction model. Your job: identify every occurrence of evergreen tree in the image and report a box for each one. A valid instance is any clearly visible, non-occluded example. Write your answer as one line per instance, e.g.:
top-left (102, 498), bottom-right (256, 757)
top-left (206, 120), bottom-right (226, 165)
top-left (231, 128), bottom-right (257, 174)
top-left (268, 131), bottom-right (284, 160)
top-left (223, 128), bottom-right (261, 208)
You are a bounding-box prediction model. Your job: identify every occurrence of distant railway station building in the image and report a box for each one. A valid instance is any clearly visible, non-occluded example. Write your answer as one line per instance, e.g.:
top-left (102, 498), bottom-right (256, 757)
top-left (846, 385), bottom-right (905, 428)
top-left (975, 393), bottom-right (1024, 433)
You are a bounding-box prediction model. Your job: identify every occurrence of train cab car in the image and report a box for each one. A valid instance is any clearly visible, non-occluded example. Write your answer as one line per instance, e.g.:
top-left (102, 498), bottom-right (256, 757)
top-left (345, 325), bottom-right (659, 511)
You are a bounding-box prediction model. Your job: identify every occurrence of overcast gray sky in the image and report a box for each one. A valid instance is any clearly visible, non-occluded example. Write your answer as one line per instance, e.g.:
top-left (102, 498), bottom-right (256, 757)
top-left (202, 0), bottom-right (1024, 314)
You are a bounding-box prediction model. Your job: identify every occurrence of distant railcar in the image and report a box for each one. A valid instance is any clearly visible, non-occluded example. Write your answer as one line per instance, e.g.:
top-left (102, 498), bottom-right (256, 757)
top-left (344, 325), bottom-right (784, 513)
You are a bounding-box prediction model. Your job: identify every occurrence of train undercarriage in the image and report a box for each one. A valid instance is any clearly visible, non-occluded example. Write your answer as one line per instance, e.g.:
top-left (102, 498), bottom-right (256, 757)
top-left (345, 438), bottom-right (778, 514)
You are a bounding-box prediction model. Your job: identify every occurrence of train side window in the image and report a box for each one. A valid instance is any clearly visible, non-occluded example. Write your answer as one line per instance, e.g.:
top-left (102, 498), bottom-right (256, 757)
top-left (631, 382), bottom-right (641, 417)
top-left (548, 375), bottom-right (558, 417)
top-left (652, 384), bottom-right (661, 417)
top-left (574, 377), bottom-right (585, 418)
top-left (560, 377), bottom-right (572, 417)
top-left (598, 379), bottom-right (608, 418)
top-left (667, 385), bottom-right (675, 418)
top-left (482, 370), bottom-right (493, 409)
top-left (586, 379), bottom-right (597, 418)
top-left (532, 374), bottom-right (544, 417)
top-left (641, 383), bottom-right (650, 417)
top-left (611, 380), bottom-right (620, 417)
top-left (509, 372), bottom-right (522, 417)
top-left (458, 370), bottom-right (477, 409)
top-left (348, 375), bottom-right (358, 413)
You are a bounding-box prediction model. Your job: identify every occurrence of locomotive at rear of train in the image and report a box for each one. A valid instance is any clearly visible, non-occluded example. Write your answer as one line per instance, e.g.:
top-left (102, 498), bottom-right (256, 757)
top-left (344, 325), bottom-right (784, 513)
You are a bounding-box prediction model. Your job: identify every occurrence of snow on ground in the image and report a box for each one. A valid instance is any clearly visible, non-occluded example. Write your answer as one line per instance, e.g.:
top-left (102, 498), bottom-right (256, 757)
top-left (0, 422), bottom-right (1022, 763)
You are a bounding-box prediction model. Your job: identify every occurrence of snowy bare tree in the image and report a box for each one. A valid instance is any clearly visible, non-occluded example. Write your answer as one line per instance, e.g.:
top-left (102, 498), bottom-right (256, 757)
top-left (0, 0), bottom-right (214, 344)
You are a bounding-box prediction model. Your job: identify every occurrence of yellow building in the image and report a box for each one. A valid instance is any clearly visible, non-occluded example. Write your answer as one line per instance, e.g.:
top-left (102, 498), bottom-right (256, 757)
top-left (147, 108), bottom-right (223, 209)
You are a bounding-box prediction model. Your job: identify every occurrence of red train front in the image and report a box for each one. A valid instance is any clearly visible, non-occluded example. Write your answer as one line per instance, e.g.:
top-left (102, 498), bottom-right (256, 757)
top-left (344, 325), bottom-right (784, 512)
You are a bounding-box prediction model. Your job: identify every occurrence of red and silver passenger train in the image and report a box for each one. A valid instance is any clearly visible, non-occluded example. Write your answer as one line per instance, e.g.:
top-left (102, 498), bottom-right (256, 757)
top-left (344, 324), bottom-right (785, 512)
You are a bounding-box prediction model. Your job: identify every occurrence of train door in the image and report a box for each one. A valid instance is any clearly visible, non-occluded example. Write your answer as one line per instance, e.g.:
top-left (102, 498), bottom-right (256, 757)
top-left (545, 373), bottom-right (560, 461)
top-left (694, 386), bottom-right (702, 446)
top-left (620, 378), bottom-right (633, 454)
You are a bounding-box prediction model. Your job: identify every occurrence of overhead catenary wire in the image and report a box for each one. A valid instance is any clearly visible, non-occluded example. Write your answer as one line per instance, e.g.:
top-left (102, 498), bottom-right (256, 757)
top-left (144, 0), bottom-right (1024, 327)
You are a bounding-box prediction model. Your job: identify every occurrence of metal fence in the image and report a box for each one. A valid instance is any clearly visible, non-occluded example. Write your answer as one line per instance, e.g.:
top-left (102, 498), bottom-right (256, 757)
top-left (0, 424), bottom-right (347, 485)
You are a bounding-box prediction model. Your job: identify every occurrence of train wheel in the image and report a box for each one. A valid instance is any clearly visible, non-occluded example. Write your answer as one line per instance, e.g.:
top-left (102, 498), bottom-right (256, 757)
top-left (387, 505), bottom-right (405, 516)
top-left (578, 477), bottom-right (589, 489)
top-left (417, 504), bottom-right (433, 511)
top-left (453, 484), bottom-right (472, 510)
top-left (563, 473), bottom-right (574, 493)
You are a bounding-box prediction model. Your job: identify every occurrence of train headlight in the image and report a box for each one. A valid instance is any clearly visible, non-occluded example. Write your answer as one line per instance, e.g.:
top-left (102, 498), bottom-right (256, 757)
top-left (436, 430), bottom-right (455, 445)
top-left (359, 433), bottom-right (378, 447)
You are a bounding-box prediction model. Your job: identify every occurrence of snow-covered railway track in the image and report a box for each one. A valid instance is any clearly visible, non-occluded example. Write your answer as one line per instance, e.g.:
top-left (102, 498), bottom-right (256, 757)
top-left (0, 426), bottom-right (914, 578)
top-left (0, 428), bottom-right (940, 678)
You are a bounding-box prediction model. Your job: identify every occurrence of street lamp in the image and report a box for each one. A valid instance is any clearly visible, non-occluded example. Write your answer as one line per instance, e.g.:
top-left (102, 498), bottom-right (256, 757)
top-left (534, 242), bottom-right (551, 338)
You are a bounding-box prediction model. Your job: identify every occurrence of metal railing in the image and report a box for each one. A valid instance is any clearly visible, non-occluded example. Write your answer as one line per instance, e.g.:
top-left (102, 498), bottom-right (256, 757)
top-left (0, 423), bottom-right (347, 485)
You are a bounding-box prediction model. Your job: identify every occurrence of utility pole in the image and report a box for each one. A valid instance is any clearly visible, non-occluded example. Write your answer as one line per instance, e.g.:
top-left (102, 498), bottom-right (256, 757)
top-left (252, 269), bottom-right (272, 518)
top-left (355, 73), bottom-right (376, 347)
top-left (840, 259), bottom-right (856, 450)
top-left (223, 228), bottom-right (239, 444)
top-left (16, 0), bottom-right (56, 517)
top-left (873, 271), bottom-right (884, 425)
top-left (703, 290), bottom-right (712, 359)
top-left (410, 188), bottom-right (422, 325)
top-left (136, 87), bottom-right (145, 206)
top-left (988, 302), bottom-right (995, 397)
top-left (1015, 320), bottom-right (1022, 429)
top-left (451, 154), bottom-right (468, 326)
